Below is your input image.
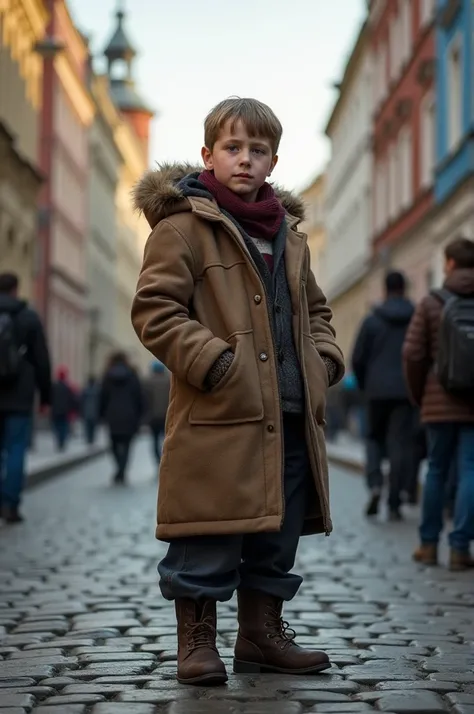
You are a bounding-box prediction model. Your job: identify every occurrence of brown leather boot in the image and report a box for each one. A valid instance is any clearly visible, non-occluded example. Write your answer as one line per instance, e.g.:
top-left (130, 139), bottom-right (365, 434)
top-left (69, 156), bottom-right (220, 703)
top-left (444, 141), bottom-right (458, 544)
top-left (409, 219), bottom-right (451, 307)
top-left (234, 589), bottom-right (331, 674)
top-left (449, 549), bottom-right (474, 571)
top-left (412, 543), bottom-right (438, 566)
top-left (175, 599), bottom-right (227, 685)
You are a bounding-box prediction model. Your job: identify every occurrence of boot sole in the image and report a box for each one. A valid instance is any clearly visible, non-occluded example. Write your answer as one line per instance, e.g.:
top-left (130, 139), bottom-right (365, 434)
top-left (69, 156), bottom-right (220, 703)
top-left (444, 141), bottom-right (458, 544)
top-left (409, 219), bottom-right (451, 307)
top-left (177, 672), bottom-right (228, 686)
top-left (233, 658), bottom-right (331, 675)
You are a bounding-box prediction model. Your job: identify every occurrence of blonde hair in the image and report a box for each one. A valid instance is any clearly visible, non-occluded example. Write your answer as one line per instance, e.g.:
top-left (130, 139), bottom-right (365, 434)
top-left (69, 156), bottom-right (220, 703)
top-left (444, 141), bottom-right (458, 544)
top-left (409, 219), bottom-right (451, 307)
top-left (204, 97), bottom-right (283, 155)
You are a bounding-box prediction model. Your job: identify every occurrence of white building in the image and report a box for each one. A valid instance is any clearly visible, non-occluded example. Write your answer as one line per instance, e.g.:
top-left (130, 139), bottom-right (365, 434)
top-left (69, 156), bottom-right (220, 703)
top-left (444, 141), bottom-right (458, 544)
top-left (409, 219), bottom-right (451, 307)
top-left (324, 21), bottom-right (373, 360)
top-left (86, 74), bottom-right (123, 377)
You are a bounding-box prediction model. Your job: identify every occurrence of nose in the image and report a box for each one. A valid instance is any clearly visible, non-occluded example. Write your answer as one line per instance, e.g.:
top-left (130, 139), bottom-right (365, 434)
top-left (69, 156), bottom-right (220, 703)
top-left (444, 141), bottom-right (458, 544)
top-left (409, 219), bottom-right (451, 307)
top-left (239, 149), bottom-right (251, 166)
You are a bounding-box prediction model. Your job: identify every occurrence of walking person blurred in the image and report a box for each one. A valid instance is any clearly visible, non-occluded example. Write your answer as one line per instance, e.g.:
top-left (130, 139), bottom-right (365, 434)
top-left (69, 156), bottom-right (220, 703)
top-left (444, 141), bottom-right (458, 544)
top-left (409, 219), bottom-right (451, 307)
top-left (51, 366), bottom-right (77, 451)
top-left (404, 237), bottom-right (474, 571)
top-left (100, 352), bottom-right (144, 485)
top-left (352, 271), bottom-right (416, 520)
top-left (0, 272), bottom-right (51, 523)
top-left (143, 360), bottom-right (170, 466)
top-left (81, 376), bottom-right (100, 445)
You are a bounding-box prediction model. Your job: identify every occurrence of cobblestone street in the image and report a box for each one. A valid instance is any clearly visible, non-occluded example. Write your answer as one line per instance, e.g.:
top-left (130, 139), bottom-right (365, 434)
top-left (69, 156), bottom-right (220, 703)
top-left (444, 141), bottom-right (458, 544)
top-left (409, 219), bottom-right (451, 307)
top-left (1, 438), bottom-right (473, 714)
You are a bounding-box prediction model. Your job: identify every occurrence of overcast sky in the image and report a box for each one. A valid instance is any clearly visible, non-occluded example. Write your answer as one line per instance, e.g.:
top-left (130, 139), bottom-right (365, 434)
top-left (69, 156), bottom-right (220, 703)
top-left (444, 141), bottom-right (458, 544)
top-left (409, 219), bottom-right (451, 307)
top-left (69, 0), bottom-right (366, 191)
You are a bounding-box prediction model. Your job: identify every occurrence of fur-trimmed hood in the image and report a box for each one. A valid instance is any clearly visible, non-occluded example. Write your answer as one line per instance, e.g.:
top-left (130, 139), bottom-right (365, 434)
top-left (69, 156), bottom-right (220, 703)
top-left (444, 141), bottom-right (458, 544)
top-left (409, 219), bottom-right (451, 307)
top-left (132, 162), bottom-right (306, 229)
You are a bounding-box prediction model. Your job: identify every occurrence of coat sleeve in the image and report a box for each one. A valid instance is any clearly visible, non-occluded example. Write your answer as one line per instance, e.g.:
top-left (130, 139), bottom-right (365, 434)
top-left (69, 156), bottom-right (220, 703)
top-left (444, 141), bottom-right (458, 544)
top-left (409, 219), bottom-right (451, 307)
top-left (351, 317), bottom-right (372, 391)
top-left (131, 219), bottom-right (231, 391)
top-left (403, 299), bottom-right (431, 407)
top-left (306, 263), bottom-right (345, 385)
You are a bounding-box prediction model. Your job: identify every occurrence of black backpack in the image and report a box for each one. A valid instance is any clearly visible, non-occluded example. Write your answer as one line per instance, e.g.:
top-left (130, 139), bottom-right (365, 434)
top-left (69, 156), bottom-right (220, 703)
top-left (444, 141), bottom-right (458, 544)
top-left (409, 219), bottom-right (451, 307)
top-left (432, 289), bottom-right (474, 395)
top-left (0, 311), bottom-right (24, 384)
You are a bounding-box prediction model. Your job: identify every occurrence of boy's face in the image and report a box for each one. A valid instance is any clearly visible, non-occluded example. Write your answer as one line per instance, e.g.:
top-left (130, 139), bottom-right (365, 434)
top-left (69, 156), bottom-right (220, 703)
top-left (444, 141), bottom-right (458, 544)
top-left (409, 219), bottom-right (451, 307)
top-left (201, 119), bottom-right (278, 203)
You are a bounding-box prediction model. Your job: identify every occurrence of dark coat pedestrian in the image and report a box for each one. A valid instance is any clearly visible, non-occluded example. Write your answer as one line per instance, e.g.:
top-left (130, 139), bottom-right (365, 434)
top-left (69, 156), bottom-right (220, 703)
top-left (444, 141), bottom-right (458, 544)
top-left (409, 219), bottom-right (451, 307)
top-left (100, 353), bottom-right (144, 484)
top-left (351, 271), bottom-right (416, 519)
top-left (0, 292), bottom-right (51, 414)
top-left (0, 272), bottom-right (52, 523)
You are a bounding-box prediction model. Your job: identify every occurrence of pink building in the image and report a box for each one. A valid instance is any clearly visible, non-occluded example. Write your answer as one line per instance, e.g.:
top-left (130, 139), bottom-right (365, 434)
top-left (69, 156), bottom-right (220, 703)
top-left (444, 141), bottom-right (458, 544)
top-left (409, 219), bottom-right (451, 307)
top-left (36, 0), bottom-right (94, 383)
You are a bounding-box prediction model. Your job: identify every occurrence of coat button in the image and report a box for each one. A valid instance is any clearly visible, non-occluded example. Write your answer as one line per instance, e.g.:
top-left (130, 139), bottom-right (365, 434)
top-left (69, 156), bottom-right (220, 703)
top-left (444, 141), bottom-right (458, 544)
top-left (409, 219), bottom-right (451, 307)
top-left (254, 294), bottom-right (262, 304)
top-left (267, 424), bottom-right (275, 433)
top-left (259, 352), bottom-right (268, 362)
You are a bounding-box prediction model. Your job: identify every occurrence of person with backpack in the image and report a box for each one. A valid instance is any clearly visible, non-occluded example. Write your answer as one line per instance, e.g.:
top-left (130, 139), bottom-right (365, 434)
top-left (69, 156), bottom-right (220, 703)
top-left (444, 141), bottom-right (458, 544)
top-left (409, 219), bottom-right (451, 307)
top-left (0, 273), bottom-right (52, 523)
top-left (352, 271), bottom-right (416, 520)
top-left (404, 237), bottom-right (474, 571)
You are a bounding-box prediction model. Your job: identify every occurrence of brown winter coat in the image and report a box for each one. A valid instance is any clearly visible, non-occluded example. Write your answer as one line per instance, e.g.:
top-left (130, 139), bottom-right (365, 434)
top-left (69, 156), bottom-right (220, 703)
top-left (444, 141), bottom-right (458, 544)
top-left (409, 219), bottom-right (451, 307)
top-left (403, 268), bottom-right (474, 423)
top-left (131, 164), bottom-right (345, 541)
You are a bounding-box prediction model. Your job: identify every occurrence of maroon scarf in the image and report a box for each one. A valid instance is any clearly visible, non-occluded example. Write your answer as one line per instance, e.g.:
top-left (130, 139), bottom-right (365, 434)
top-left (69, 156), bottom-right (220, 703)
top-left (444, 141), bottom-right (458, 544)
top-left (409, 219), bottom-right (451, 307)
top-left (198, 170), bottom-right (286, 241)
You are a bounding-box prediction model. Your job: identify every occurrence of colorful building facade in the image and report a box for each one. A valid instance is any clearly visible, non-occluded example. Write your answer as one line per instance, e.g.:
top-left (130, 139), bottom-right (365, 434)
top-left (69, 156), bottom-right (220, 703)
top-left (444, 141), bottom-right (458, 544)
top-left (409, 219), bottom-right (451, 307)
top-left (324, 21), bottom-right (373, 360)
top-left (36, 0), bottom-right (94, 383)
top-left (0, 0), bottom-right (48, 301)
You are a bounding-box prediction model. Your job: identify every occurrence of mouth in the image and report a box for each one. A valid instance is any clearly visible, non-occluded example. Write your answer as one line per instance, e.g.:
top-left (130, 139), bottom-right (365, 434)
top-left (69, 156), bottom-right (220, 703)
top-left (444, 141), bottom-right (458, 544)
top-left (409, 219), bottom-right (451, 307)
top-left (234, 173), bottom-right (253, 179)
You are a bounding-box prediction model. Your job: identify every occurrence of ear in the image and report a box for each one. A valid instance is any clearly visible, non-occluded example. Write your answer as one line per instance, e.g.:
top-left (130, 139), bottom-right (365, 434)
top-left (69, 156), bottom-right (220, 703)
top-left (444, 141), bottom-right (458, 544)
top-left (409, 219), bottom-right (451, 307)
top-left (201, 146), bottom-right (213, 170)
top-left (268, 154), bottom-right (278, 177)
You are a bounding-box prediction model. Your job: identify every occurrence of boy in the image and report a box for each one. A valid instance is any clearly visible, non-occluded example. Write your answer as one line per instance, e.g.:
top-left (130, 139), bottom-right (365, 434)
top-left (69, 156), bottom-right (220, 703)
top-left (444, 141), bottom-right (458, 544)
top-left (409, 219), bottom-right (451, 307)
top-left (132, 97), bottom-right (344, 685)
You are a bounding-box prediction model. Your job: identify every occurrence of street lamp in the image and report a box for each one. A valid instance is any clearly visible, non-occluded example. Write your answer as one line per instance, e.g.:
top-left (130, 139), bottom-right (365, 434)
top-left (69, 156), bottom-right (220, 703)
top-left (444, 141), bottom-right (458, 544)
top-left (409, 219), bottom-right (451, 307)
top-left (33, 36), bottom-right (64, 59)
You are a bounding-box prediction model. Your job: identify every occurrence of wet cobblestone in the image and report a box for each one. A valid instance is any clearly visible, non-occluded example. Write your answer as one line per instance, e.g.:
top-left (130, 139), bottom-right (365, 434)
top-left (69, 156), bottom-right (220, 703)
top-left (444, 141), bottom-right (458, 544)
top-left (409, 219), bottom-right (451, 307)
top-left (0, 440), bottom-right (473, 713)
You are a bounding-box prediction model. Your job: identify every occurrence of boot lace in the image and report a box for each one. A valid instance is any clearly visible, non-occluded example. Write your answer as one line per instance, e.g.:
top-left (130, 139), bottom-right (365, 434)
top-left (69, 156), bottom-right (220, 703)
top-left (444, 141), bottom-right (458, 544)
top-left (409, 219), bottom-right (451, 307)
top-left (185, 616), bottom-right (216, 651)
top-left (264, 606), bottom-right (296, 650)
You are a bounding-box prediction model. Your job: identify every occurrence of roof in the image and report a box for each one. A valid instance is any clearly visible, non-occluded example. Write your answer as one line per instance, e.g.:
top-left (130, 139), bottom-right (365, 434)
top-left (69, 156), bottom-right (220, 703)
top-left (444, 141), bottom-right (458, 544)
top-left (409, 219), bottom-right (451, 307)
top-left (110, 79), bottom-right (154, 115)
top-left (104, 9), bottom-right (136, 62)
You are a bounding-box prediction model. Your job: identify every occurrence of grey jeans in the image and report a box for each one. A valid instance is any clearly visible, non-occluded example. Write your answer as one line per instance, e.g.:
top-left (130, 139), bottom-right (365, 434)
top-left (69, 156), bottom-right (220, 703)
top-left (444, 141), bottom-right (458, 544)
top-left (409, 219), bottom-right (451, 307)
top-left (158, 413), bottom-right (311, 602)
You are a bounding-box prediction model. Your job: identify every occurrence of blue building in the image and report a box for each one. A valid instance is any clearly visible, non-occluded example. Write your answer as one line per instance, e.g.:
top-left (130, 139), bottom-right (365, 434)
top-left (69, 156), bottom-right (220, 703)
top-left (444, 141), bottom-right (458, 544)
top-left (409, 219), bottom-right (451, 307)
top-left (435, 0), bottom-right (474, 205)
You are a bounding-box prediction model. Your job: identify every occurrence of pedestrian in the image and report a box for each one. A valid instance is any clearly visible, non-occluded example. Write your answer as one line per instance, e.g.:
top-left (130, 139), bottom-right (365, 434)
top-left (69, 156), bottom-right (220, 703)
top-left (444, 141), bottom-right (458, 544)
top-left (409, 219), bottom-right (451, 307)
top-left (404, 237), bottom-right (474, 571)
top-left (351, 271), bottom-right (416, 520)
top-left (51, 366), bottom-right (77, 451)
top-left (99, 351), bottom-right (144, 485)
top-left (143, 360), bottom-right (170, 465)
top-left (131, 97), bottom-right (344, 685)
top-left (0, 272), bottom-right (52, 523)
top-left (81, 375), bottom-right (100, 445)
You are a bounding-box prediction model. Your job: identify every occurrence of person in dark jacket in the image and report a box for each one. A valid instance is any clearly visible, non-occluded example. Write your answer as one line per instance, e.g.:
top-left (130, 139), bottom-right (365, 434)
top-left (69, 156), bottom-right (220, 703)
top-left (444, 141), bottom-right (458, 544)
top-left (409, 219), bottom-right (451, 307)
top-left (100, 352), bottom-right (144, 485)
top-left (143, 360), bottom-right (170, 465)
top-left (404, 237), bottom-right (474, 571)
top-left (51, 366), bottom-right (77, 451)
top-left (352, 271), bottom-right (416, 520)
top-left (0, 273), bottom-right (51, 523)
top-left (81, 376), bottom-right (100, 445)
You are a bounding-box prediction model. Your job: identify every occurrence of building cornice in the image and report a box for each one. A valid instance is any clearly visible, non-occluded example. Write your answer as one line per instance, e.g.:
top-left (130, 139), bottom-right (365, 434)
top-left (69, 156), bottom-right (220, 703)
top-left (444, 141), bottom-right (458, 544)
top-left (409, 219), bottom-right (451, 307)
top-left (21, 0), bottom-right (49, 38)
top-left (54, 52), bottom-right (95, 126)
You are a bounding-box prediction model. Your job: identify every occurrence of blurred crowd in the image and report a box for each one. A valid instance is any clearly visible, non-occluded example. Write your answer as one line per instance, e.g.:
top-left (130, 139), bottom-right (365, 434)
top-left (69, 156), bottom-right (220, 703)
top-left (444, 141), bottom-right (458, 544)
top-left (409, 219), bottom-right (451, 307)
top-left (0, 271), bottom-right (170, 525)
top-left (327, 236), bottom-right (474, 571)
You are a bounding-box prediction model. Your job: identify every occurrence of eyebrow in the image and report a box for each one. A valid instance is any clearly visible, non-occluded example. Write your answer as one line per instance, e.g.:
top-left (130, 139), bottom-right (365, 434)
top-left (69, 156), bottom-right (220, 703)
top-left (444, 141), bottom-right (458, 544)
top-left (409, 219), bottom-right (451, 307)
top-left (222, 137), bottom-right (270, 148)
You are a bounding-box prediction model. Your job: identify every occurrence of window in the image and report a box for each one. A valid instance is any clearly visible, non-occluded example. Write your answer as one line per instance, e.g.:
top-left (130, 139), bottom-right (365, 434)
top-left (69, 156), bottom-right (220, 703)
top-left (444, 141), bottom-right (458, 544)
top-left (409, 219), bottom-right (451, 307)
top-left (420, 0), bottom-right (436, 27)
top-left (399, 127), bottom-right (413, 208)
top-left (447, 36), bottom-right (463, 152)
top-left (401, 0), bottom-right (411, 63)
top-left (375, 157), bottom-right (388, 232)
top-left (389, 15), bottom-right (399, 81)
top-left (388, 142), bottom-right (398, 219)
top-left (420, 93), bottom-right (435, 189)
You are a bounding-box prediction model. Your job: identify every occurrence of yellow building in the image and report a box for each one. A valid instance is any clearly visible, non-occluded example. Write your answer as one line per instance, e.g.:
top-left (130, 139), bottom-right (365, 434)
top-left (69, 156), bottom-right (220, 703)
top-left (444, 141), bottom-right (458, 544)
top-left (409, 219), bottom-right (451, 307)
top-left (299, 172), bottom-right (327, 291)
top-left (0, 0), bottom-right (48, 300)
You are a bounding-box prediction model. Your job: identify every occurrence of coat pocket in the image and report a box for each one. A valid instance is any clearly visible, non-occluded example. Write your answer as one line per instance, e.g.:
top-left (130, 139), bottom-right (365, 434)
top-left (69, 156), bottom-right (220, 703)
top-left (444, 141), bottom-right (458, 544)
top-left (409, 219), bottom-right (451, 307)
top-left (189, 331), bottom-right (264, 425)
top-left (303, 333), bottom-right (327, 425)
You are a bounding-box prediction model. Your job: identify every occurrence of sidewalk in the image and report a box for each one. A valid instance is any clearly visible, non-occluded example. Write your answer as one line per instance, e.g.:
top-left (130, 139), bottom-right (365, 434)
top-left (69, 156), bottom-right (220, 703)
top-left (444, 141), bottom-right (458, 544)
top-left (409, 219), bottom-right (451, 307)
top-left (327, 431), bottom-right (365, 473)
top-left (26, 427), bottom-right (107, 488)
